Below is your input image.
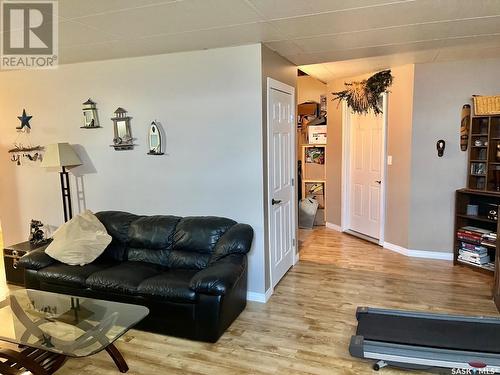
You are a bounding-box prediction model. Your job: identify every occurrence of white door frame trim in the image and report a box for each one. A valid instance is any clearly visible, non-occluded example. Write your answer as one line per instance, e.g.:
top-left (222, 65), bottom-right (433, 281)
top-left (266, 77), bottom-right (297, 294)
top-left (341, 93), bottom-right (388, 246)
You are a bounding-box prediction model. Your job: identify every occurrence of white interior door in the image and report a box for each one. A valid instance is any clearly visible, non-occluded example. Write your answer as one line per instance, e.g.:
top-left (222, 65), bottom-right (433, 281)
top-left (349, 110), bottom-right (383, 239)
top-left (268, 81), bottom-right (295, 289)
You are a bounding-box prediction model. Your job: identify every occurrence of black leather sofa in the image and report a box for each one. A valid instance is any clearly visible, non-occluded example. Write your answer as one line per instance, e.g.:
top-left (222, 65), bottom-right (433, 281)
top-left (17, 211), bottom-right (254, 342)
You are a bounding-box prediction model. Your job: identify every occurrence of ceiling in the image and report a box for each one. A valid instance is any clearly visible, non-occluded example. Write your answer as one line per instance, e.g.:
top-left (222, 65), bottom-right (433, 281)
top-left (11, 0), bottom-right (500, 80)
top-left (299, 40), bottom-right (500, 81)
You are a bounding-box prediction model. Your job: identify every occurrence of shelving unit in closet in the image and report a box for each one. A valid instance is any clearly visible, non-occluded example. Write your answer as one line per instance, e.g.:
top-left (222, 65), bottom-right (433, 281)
top-left (301, 144), bottom-right (326, 225)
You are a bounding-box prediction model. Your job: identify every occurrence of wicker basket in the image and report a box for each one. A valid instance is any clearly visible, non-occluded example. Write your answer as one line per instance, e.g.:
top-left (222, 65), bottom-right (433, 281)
top-left (473, 95), bottom-right (500, 116)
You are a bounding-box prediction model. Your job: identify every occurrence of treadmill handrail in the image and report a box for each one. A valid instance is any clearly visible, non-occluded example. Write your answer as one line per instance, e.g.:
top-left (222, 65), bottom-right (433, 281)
top-left (356, 306), bottom-right (500, 325)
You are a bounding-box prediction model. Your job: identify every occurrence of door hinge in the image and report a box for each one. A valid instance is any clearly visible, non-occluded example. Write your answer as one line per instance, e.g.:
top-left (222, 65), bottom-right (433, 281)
top-left (292, 238), bottom-right (296, 247)
top-left (291, 178), bottom-right (295, 186)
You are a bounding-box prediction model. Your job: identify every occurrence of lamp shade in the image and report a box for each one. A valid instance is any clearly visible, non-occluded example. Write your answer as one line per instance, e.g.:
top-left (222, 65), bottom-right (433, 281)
top-left (40, 143), bottom-right (82, 168)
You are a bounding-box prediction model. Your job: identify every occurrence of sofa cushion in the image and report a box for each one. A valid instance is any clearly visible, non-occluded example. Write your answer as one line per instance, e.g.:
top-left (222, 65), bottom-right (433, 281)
top-left (127, 215), bottom-right (182, 266)
top-left (165, 250), bottom-right (211, 270)
top-left (45, 210), bottom-right (112, 266)
top-left (86, 261), bottom-right (163, 293)
top-left (37, 263), bottom-right (113, 288)
top-left (138, 269), bottom-right (199, 303)
top-left (173, 217), bottom-right (236, 254)
top-left (127, 248), bottom-right (170, 266)
top-left (128, 215), bottom-right (181, 250)
top-left (95, 211), bottom-right (141, 261)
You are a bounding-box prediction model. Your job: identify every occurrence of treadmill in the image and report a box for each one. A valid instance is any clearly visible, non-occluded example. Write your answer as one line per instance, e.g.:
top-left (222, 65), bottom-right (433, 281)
top-left (350, 307), bottom-right (500, 373)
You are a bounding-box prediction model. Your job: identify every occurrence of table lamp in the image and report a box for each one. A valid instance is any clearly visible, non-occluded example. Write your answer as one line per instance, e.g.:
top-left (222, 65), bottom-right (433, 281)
top-left (41, 143), bottom-right (82, 222)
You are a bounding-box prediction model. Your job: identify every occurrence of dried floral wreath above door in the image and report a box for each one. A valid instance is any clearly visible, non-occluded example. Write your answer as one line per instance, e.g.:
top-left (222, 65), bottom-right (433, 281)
top-left (332, 70), bottom-right (393, 115)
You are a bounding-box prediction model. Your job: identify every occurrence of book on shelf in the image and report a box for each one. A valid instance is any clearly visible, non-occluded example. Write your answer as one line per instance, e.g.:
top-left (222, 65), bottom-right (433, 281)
top-left (457, 256), bottom-right (494, 270)
top-left (482, 233), bottom-right (497, 247)
top-left (458, 248), bottom-right (488, 256)
top-left (460, 242), bottom-right (488, 252)
top-left (460, 226), bottom-right (492, 235)
top-left (457, 226), bottom-right (497, 247)
top-left (458, 250), bottom-right (490, 264)
top-left (457, 234), bottom-right (482, 245)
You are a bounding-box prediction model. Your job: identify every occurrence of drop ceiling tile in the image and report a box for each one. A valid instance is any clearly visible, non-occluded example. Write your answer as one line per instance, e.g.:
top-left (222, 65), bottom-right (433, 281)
top-left (264, 40), bottom-right (304, 56)
top-left (436, 42), bottom-right (500, 62)
top-left (246, 0), bottom-right (413, 20)
top-left (138, 22), bottom-right (281, 51)
top-left (60, 22), bottom-right (278, 64)
top-left (268, 0), bottom-right (500, 39)
top-left (291, 16), bottom-right (500, 54)
top-left (288, 34), bottom-right (500, 65)
top-left (343, 51), bottom-right (436, 78)
top-left (74, 0), bottom-right (262, 39)
top-left (59, 21), bottom-right (119, 48)
top-left (299, 63), bottom-right (332, 82)
top-left (59, 0), bottom-right (179, 20)
top-left (299, 49), bottom-right (438, 81)
top-left (60, 39), bottom-right (161, 64)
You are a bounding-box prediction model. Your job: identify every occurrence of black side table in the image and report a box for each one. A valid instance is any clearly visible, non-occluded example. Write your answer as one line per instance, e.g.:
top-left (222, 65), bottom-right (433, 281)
top-left (3, 241), bottom-right (50, 286)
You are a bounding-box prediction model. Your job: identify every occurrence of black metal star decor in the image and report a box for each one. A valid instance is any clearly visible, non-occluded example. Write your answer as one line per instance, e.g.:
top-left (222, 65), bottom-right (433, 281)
top-left (17, 109), bottom-right (33, 130)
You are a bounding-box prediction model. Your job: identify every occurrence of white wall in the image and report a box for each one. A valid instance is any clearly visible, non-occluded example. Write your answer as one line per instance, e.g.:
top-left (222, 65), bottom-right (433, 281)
top-left (0, 44), bottom-right (268, 295)
top-left (410, 58), bottom-right (500, 252)
top-left (297, 76), bottom-right (326, 104)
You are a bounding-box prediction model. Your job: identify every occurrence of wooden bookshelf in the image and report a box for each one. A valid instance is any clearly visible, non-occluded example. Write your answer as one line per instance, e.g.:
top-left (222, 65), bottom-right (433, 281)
top-left (467, 115), bottom-right (500, 191)
top-left (454, 189), bottom-right (499, 277)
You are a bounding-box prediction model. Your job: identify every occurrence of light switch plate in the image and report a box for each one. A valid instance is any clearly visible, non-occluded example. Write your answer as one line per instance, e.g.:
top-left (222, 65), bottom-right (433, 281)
top-left (387, 155), bottom-right (393, 165)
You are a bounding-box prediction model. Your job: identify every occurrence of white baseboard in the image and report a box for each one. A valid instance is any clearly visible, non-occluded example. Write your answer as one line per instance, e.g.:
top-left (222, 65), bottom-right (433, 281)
top-left (326, 222), bottom-right (342, 232)
top-left (383, 242), bottom-right (453, 260)
top-left (247, 288), bottom-right (273, 303)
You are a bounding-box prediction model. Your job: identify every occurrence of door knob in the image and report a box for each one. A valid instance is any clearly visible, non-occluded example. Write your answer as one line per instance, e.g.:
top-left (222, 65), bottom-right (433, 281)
top-left (375, 180), bottom-right (381, 184)
top-left (272, 199), bottom-right (282, 205)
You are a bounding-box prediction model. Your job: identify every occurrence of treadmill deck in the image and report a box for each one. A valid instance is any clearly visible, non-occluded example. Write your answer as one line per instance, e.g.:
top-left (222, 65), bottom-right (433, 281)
top-left (356, 309), bottom-right (500, 354)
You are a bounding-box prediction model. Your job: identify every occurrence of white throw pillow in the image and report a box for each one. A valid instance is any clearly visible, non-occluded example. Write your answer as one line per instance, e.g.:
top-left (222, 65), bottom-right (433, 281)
top-left (45, 210), bottom-right (112, 266)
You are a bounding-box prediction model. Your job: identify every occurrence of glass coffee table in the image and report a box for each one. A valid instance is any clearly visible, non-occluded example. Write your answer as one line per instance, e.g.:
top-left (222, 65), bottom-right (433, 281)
top-left (0, 289), bottom-right (149, 374)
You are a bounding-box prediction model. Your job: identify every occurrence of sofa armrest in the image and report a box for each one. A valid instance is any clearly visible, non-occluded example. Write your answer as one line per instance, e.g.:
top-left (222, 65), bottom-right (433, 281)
top-left (210, 223), bottom-right (253, 263)
top-left (17, 249), bottom-right (57, 270)
top-left (190, 254), bottom-right (247, 296)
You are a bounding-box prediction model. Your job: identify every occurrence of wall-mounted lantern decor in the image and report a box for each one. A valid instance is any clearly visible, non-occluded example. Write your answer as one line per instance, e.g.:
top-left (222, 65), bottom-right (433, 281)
top-left (110, 107), bottom-right (134, 150)
top-left (147, 121), bottom-right (164, 155)
top-left (81, 98), bottom-right (101, 128)
top-left (8, 109), bottom-right (44, 166)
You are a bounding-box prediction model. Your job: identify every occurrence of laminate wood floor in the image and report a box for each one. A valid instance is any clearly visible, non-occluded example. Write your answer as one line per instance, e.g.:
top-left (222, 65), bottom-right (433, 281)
top-left (8, 228), bottom-right (499, 374)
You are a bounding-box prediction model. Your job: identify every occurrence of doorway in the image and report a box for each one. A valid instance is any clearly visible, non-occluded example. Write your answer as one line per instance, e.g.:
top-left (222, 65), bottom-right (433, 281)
top-left (267, 78), bottom-right (297, 289)
top-left (341, 94), bottom-right (388, 244)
